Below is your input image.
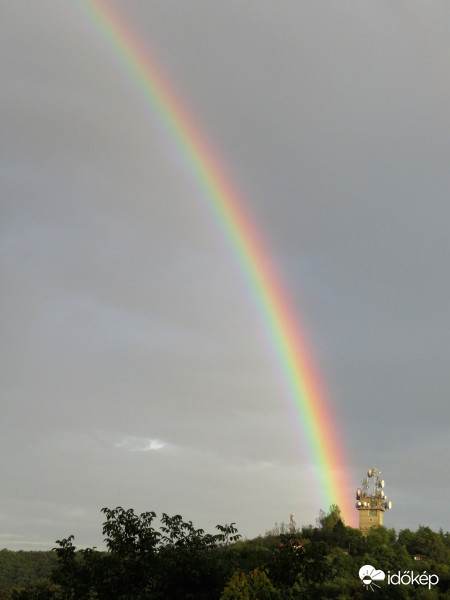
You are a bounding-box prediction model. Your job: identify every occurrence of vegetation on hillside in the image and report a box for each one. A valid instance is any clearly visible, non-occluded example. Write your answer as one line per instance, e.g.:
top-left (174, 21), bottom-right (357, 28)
top-left (1, 505), bottom-right (449, 599)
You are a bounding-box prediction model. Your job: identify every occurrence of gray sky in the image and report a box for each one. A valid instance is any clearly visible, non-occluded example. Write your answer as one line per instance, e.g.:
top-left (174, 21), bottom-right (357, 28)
top-left (1, 1), bottom-right (449, 549)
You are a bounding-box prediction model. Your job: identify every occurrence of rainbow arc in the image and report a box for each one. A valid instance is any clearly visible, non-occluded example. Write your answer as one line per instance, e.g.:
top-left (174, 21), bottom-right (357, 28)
top-left (79, 0), bottom-right (353, 524)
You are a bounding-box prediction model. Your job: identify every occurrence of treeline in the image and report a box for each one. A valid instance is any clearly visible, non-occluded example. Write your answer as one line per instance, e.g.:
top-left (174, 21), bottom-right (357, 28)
top-left (0, 505), bottom-right (449, 599)
top-left (0, 550), bottom-right (56, 595)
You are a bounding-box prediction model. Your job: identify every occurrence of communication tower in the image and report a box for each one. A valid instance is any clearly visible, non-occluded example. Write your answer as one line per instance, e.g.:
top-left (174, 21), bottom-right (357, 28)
top-left (355, 467), bottom-right (392, 533)
top-left (289, 513), bottom-right (296, 535)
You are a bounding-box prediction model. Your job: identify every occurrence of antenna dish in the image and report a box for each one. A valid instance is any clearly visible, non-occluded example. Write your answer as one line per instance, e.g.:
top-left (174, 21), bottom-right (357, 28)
top-left (368, 468), bottom-right (373, 477)
top-left (379, 480), bottom-right (385, 488)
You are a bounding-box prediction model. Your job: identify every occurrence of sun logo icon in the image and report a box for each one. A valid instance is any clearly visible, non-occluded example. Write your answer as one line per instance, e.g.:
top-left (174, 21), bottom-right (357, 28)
top-left (359, 564), bottom-right (385, 591)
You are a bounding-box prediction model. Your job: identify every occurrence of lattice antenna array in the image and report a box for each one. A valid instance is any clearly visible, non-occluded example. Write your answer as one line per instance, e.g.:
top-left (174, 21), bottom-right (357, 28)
top-left (355, 467), bottom-right (392, 533)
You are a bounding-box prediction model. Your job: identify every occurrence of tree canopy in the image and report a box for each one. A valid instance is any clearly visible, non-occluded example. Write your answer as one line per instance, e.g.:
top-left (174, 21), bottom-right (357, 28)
top-left (1, 505), bottom-right (449, 599)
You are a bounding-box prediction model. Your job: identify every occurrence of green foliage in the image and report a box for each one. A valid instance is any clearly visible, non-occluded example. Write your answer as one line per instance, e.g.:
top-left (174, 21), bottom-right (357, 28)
top-left (317, 504), bottom-right (344, 531)
top-left (53, 508), bottom-right (241, 600)
top-left (10, 582), bottom-right (62, 600)
top-left (153, 513), bottom-right (240, 599)
top-left (266, 535), bottom-right (305, 588)
top-left (0, 551), bottom-right (56, 590)
top-left (224, 538), bottom-right (271, 574)
top-left (220, 568), bottom-right (279, 600)
top-left (4, 505), bottom-right (450, 600)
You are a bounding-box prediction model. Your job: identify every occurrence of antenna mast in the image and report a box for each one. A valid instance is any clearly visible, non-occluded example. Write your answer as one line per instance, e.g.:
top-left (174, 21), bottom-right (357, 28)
top-left (355, 467), bottom-right (392, 533)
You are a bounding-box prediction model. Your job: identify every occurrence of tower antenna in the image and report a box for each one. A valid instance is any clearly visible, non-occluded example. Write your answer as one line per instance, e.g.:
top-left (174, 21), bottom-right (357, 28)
top-left (355, 467), bottom-right (392, 533)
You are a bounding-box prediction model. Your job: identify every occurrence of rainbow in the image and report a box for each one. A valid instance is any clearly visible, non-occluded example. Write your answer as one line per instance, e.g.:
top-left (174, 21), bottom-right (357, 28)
top-left (79, 0), bottom-right (353, 524)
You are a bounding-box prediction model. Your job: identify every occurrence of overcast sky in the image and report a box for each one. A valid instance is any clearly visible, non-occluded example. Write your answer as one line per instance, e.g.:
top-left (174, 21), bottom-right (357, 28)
top-left (1, 1), bottom-right (449, 549)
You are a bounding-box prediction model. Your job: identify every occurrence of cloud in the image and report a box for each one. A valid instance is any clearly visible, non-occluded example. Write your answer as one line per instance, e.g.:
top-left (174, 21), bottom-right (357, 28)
top-left (114, 436), bottom-right (166, 452)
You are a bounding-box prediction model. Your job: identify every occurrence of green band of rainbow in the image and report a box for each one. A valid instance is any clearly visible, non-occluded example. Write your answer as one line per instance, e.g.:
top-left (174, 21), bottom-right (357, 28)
top-left (79, 0), bottom-right (353, 524)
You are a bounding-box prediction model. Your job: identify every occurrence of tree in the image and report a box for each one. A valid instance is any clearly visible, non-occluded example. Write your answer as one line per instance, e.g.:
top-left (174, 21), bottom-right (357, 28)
top-left (343, 525), bottom-right (365, 556)
top-left (51, 508), bottom-right (241, 600)
top-left (220, 569), bottom-right (279, 600)
top-left (302, 541), bottom-right (332, 584)
top-left (267, 535), bottom-right (305, 589)
top-left (99, 507), bottom-right (160, 599)
top-left (9, 505), bottom-right (450, 599)
top-left (154, 514), bottom-right (239, 599)
top-left (10, 582), bottom-right (62, 600)
top-left (316, 505), bottom-right (345, 541)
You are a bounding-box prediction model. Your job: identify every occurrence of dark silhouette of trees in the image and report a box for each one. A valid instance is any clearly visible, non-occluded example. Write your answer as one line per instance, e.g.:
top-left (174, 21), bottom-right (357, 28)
top-left (2, 505), bottom-right (449, 599)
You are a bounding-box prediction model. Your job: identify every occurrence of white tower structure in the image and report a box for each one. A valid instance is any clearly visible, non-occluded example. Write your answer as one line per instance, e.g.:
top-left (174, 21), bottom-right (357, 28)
top-left (289, 513), bottom-right (296, 535)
